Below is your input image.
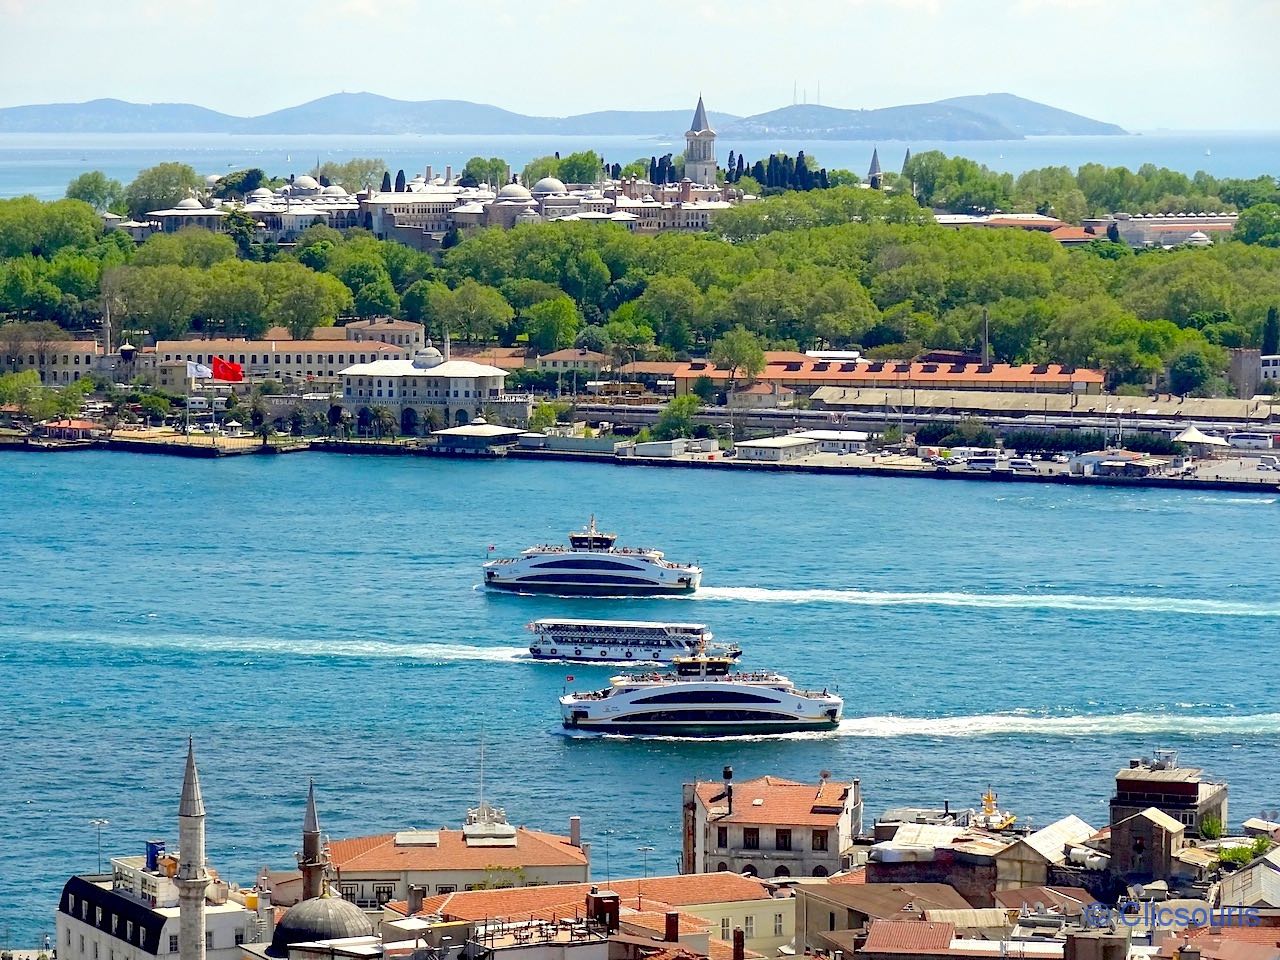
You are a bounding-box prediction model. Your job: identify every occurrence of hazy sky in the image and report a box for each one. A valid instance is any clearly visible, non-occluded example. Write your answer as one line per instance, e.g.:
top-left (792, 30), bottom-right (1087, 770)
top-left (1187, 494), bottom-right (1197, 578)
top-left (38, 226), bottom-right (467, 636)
top-left (1, 0), bottom-right (1276, 130)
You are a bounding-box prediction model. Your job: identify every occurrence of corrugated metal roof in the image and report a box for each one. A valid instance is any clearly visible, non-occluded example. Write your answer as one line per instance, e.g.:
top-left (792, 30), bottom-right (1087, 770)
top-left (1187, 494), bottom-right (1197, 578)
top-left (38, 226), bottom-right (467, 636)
top-left (1020, 816), bottom-right (1095, 864)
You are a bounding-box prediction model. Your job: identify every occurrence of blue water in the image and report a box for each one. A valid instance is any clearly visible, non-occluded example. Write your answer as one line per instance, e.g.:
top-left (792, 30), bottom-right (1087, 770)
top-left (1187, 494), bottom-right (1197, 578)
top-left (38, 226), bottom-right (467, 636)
top-left (1, 131), bottom-right (1277, 199)
top-left (2, 452), bottom-right (1278, 943)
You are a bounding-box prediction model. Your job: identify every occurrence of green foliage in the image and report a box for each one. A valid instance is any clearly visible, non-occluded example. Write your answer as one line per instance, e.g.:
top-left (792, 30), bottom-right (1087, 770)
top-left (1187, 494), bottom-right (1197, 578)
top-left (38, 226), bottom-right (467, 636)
top-left (1236, 203), bottom-right (1280, 247)
top-left (123, 163), bottom-right (203, 218)
top-left (1263, 306), bottom-right (1280, 356)
top-left (915, 418), bottom-right (996, 448)
top-left (1168, 348), bottom-right (1213, 395)
top-left (652, 394), bottom-right (700, 441)
top-left (66, 171), bottom-right (123, 211)
top-left (1219, 837), bottom-right (1272, 867)
top-left (213, 168), bottom-right (270, 199)
top-left (1200, 816), bottom-right (1224, 840)
top-left (313, 158), bottom-right (385, 191)
top-left (431, 279), bottom-right (513, 342)
top-left (710, 325), bottom-right (766, 380)
top-left (528, 401), bottom-right (570, 432)
top-left (461, 157), bottom-right (509, 188)
top-left (134, 229), bottom-right (238, 269)
top-left (524, 296), bottom-right (582, 354)
top-left (690, 374), bottom-right (717, 403)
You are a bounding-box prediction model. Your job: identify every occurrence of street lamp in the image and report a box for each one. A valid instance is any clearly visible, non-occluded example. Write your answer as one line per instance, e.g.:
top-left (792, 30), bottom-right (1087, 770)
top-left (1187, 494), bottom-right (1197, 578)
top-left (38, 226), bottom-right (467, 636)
top-left (636, 846), bottom-right (655, 878)
top-left (89, 819), bottom-right (110, 874)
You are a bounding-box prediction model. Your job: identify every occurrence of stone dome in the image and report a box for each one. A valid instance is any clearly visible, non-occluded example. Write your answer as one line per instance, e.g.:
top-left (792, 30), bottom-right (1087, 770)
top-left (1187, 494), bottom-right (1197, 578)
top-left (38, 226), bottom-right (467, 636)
top-left (176, 197), bottom-right (204, 210)
top-left (205, 174), bottom-right (221, 186)
top-left (412, 344), bottom-right (444, 369)
top-left (268, 896), bottom-right (373, 957)
top-left (532, 176), bottom-right (567, 196)
top-left (497, 182), bottom-right (532, 200)
top-left (322, 184), bottom-right (347, 196)
top-left (294, 175), bottom-right (321, 190)
top-left (249, 187), bottom-right (274, 199)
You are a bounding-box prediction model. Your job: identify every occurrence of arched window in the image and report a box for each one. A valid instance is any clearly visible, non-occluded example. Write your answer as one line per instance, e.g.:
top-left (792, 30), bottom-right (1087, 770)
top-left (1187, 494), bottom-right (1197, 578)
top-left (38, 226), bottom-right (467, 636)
top-left (741, 864), bottom-right (757, 877)
top-left (716, 862), bottom-right (728, 872)
top-left (773, 866), bottom-right (791, 878)
top-left (812, 865), bottom-right (828, 878)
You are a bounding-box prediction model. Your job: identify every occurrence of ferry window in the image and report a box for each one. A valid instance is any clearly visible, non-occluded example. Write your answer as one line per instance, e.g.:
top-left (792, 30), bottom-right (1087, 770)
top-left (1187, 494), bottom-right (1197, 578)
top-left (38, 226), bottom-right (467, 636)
top-left (717, 826), bottom-right (728, 848)
top-left (743, 828), bottom-right (759, 850)
top-left (812, 829), bottom-right (829, 851)
top-left (775, 829), bottom-right (791, 851)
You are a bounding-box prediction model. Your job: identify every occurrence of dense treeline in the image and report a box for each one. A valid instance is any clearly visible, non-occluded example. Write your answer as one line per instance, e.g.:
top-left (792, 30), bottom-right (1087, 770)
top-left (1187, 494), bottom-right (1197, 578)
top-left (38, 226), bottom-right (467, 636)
top-left (6, 174), bottom-right (1280, 397)
top-left (901, 151), bottom-right (1280, 221)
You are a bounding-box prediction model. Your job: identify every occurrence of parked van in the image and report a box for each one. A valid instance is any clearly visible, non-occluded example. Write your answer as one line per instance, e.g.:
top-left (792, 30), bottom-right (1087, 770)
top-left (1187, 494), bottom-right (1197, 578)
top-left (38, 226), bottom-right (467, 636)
top-left (1009, 458), bottom-right (1037, 472)
top-left (966, 455), bottom-right (1001, 472)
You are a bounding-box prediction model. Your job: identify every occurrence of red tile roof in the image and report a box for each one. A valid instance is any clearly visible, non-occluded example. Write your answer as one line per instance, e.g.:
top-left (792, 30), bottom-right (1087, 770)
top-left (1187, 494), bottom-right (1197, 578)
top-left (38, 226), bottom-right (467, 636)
top-left (42, 419), bottom-right (101, 430)
top-left (862, 920), bottom-right (956, 954)
top-left (829, 868), bottom-right (867, 885)
top-left (540, 349), bottom-right (609, 363)
top-left (695, 776), bottom-right (851, 826)
top-left (327, 828), bottom-right (587, 873)
top-left (156, 339), bottom-right (404, 353)
top-left (993, 886), bottom-right (1095, 916)
top-left (675, 360), bottom-right (1103, 388)
top-left (1049, 226), bottom-right (1096, 242)
top-left (391, 872), bottom-right (775, 921)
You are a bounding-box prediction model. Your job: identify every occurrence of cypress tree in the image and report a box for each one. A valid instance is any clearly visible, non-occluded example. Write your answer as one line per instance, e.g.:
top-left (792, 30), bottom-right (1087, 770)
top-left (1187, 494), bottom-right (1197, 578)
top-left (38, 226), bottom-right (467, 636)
top-left (1264, 305), bottom-right (1280, 356)
top-left (819, 168), bottom-right (829, 190)
top-left (394, 169), bottom-right (406, 192)
top-left (736, 155), bottom-right (746, 181)
top-left (380, 171), bottom-right (392, 193)
top-left (726, 150), bottom-right (736, 178)
top-left (611, 162), bottom-right (622, 180)
top-left (752, 160), bottom-right (765, 184)
top-left (649, 156), bottom-right (659, 183)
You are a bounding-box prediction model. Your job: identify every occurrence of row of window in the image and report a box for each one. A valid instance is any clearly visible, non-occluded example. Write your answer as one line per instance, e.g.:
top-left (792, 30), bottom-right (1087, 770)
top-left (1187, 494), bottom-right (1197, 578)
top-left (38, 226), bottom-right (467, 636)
top-left (716, 914), bottom-right (784, 939)
top-left (165, 353), bottom-right (378, 365)
top-left (717, 826), bottom-right (829, 852)
top-left (346, 388), bottom-right (482, 400)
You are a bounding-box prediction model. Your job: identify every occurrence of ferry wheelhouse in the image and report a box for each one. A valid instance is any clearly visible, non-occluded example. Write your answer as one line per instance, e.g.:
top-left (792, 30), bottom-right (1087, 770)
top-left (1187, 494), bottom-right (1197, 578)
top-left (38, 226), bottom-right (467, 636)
top-left (559, 652), bottom-right (842, 737)
top-left (527, 618), bottom-right (740, 663)
top-left (483, 518), bottom-right (702, 596)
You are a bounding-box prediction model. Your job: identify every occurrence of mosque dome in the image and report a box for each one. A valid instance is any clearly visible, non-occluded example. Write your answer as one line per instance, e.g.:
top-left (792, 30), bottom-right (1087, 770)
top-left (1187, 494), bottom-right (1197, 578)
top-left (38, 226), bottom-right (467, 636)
top-left (268, 896), bottom-right (373, 957)
top-left (294, 175), bottom-right (321, 190)
top-left (532, 176), bottom-right (567, 197)
top-left (176, 197), bottom-right (205, 210)
top-left (497, 182), bottom-right (532, 200)
top-left (322, 185), bottom-right (347, 196)
top-left (516, 208), bottom-right (542, 223)
top-left (249, 187), bottom-right (274, 199)
top-left (412, 343), bottom-right (444, 369)
top-left (205, 174), bottom-right (221, 187)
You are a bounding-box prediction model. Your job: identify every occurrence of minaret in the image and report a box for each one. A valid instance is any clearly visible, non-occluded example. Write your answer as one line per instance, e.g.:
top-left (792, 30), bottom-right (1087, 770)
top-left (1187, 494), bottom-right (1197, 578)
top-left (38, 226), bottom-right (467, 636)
top-left (298, 780), bottom-right (327, 901)
top-left (867, 148), bottom-right (883, 190)
top-left (176, 740), bottom-right (211, 960)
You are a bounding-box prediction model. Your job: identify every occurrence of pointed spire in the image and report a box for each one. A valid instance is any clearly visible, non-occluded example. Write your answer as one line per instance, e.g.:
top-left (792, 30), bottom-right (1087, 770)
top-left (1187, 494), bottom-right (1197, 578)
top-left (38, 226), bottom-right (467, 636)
top-left (179, 738), bottom-right (205, 818)
top-left (689, 94), bottom-right (711, 134)
top-left (901, 147), bottom-right (912, 175)
top-left (303, 779), bottom-right (320, 835)
top-left (868, 147), bottom-right (881, 179)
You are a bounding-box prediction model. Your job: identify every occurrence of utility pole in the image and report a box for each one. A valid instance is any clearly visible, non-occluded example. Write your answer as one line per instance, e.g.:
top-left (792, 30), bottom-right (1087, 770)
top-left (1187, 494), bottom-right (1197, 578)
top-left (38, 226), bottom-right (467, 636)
top-left (89, 818), bottom-right (109, 873)
top-left (982, 307), bottom-right (990, 367)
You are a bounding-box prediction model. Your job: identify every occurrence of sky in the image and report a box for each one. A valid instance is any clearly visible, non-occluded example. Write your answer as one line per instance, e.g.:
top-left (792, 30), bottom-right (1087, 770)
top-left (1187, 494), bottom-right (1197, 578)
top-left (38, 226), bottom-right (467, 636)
top-left (0, 0), bottom-right (1277, 130)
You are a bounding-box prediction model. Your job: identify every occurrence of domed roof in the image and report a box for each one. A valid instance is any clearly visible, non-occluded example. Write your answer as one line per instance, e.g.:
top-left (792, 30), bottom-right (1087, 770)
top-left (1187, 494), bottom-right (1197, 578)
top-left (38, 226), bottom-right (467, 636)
top-left (268, 896), bottom-right (372, 957)
top-left (532, 176), bottom-right (567, 196)
top-left (516, 208), bottom-right (542, 222)
top-left (176, 197), bottom-right (204, 210)
top-left (294, 175), bottom-right (321, 190)
top-left (205, 174), bottom-right (221, 186)
top-left (412, 344), bottom-right (444, 369)
top-left (498, 182), bottom-right (532, 200)
top-left (322, 185), bottom-right (347, 196)
top-left (249, 187), bottom-right (274, 199)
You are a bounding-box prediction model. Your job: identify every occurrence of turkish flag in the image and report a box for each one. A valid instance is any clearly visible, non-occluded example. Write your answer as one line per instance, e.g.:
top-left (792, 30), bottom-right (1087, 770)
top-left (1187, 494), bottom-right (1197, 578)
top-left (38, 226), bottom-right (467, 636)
top-left (212, 356), bottom-right (244, 382)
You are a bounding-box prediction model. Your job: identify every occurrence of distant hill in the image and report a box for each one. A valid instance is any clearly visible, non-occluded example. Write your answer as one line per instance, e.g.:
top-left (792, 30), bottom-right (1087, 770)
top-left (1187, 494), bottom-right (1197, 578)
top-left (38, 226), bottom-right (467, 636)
top-left (721, 102), bottom-right (1016, 141)
top-left (0, 92), bottom-right (1122, 139)
top-left (0, 97), bottom-right (237, 133)
top-left (937, 93), bottom-right (1126, 136)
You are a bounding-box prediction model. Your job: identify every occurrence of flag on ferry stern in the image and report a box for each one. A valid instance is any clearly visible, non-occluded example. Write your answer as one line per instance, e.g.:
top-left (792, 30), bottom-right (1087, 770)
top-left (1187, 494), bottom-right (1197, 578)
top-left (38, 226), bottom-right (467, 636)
top-left (565, 676), bottom-right (574, 682)
top-left (187, 361), bottom-right (212, 379)
top-left (212, 356), bottom-right (244, 382)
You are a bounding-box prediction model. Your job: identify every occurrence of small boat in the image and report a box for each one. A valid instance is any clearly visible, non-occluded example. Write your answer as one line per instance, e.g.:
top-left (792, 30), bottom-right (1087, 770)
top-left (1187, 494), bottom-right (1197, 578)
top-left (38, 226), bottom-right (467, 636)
top-left (527, 618), bottom-right (739, 663)
top-left (559, 648), bottom-right (842, 737)
top-left (483, 517), bottom-right (702, 596)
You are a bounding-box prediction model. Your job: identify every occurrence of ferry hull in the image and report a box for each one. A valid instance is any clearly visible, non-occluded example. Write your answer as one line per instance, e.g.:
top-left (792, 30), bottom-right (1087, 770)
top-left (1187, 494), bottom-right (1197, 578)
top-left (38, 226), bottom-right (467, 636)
top-left (530, 648), bottom-right (740, 663)
top-left (486, 580), bottom-right (698, 596)
top-left (562, 718), bottom-right (840, 737)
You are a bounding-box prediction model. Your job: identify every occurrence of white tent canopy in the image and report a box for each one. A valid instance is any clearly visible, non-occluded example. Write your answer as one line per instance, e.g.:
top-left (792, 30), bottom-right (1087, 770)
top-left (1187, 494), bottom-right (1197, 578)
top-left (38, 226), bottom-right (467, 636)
top-left (1174, 426), bottom-right (1228, 446)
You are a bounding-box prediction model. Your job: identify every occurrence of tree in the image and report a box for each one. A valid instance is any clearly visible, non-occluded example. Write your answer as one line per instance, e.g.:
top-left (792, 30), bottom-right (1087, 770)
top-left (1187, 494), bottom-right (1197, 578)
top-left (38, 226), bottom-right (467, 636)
top-left (213, 168), bottom-right (268, 199)
top-left (461, 156), bottom-right (508, 188)
top-left (575, 325), bottom-right (610, 353)
top-left (529, 402), bottom-right (560, 432)
top-left (66, 171), bottom-right (123, 211)
top-left (380, 171), bottom-right (392, 193)
top-left (1168, 349), bottom-right (1213, 395)
top-left (314, 158), bottom-right (385, 191)
top-left (435, 280), bottom-right (513, 343)
top-left (402, 279), bottom-right (448, 324)
top-left (690, 374), bottom-right (717, 403)
top-left (521, 155), bottom-right (561, 185)
top-left (201, 262), bottom-right (268, 337)
top-left (120, 265), bottom-right (202, 340)
top-left (524, 296), bottom-right (582, 354)
top-left (1263, 306), bottom-right (1280, 356)
top-left (710, 325), bottom-right (766, 382)
top-left (394, 169), bottom-right (407, 192)
top-left (123, 163), bottom-right (203, 218)
top-left (134, 229), bottom-right (238, 269)
top-left (652, 395), bottom-right (700, 441)
top-left (558, 151), bottom-right (603, 185)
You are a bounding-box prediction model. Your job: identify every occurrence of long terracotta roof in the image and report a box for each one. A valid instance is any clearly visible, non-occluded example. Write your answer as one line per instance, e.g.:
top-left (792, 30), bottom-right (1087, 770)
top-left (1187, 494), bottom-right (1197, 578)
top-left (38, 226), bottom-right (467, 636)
top-left (863, 920), bottom-right (956, 954)
top-left (327, 828), bottom-right (587, 873)
top-left (694, 776), bottom-right (851, 826)
top-left (392, 872), bottom-right (775, 920)
top-left (674, 360), bottom-right (1103, 387)
top-left (157, 339), bottom-right (404, 353)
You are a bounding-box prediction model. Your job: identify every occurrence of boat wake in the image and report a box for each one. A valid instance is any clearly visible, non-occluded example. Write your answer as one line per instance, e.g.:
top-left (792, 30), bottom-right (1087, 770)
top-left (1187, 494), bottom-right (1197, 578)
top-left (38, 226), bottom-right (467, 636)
top-left (17, 630), bottom-right (527, 664)
top-left (686, 586), bottom-right (1280, 618)
top-left (560, 711), bottom-right (1280, 742)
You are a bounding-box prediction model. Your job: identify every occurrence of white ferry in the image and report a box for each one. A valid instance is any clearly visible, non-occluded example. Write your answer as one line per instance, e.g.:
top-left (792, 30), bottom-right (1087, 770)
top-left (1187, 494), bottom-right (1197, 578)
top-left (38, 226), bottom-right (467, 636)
top-left (559, 651), bottom-right (842, 737)
top-left (483, 517), bottom-right (702, 596)
top-left (527, 618), bottom-right (740, 663)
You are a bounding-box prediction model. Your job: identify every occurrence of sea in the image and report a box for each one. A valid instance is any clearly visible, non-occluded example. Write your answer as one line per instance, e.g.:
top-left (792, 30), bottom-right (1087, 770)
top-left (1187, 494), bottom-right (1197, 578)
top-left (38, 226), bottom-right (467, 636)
top-left (0, 131), bottom-right (1278, 200)
top-left (1, 451), bottom-right (1278, 943)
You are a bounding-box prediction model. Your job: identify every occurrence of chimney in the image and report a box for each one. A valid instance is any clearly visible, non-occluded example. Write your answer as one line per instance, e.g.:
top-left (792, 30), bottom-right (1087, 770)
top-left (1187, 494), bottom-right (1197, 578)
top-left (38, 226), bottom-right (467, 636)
top-left (723, 766), bottom-right (734, 814)
top-left (426, 165), bottom-right (434, 183)
top-left (943, 799), bottom-right (951, 817)
top-left (733, 928), bottom-right (745, 960)
top-left (665, 912), bottom-right (681, 943)
top-left (258, 889), bottom-right (274, 940)
top-left (445, 165), bottom-right (453, 184)
top-left (408, 885), bottom-right (425, 916)
top-left (570, 816), bottom-right (582, 847)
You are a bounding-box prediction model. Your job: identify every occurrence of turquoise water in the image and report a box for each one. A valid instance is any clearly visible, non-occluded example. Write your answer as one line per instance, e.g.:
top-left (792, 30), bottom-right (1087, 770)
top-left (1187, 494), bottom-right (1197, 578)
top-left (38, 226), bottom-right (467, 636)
top-left (1, 131), bottom-right (1277, 199)
top-left (2, 452), bottom-right (1278, 942)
